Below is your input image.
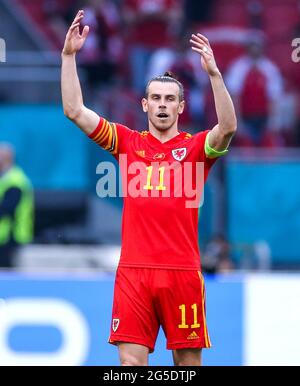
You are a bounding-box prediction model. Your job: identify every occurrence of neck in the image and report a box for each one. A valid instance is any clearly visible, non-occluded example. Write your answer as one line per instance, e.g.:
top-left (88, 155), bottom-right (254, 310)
top-left (0, 164), bottom-right (13, 176)
top-left (148, 123), bottom-right (179, 144)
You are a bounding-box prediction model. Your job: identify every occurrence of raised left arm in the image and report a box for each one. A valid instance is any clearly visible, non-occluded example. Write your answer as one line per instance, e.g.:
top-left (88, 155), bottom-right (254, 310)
top-left (190, 33), bottom-right (237, 151)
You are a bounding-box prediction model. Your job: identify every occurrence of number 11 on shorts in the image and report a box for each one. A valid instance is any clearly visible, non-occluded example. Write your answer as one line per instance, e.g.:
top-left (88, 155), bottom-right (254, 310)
top-left (178, 303), bottom-right (200, 328)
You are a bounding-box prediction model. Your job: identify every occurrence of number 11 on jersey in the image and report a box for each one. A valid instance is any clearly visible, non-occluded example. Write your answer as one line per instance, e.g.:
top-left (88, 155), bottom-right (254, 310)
top-left (143, 166), bottom-right (166, 191)
top-left (178, 304), bottom-right (200, 329)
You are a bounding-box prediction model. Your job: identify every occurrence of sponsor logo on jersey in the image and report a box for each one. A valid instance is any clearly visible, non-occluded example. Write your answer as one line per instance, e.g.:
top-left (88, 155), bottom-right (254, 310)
top-left (153, 153), bottom-right (165, 160)
top-left (187, 331), bottom-right (199, 340)
top-left (112, 318), bottom-right (120, 332)
top-left (172, 147), bottom-right (187, 161)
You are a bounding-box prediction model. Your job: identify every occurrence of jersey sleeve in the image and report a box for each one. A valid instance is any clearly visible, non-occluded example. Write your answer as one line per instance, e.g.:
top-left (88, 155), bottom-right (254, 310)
top-left (88, 117), bottom-right (132, 157)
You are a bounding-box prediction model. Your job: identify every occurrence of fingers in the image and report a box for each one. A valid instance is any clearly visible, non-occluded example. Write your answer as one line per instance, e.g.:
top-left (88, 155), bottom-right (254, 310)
top-left (190, 34), bottom-right (211, 56)
top-left (80, 25), bottom-right (89, 40)
top-left (190, 34), bottom-right (211, 49)
top-left (67, 10), bottom-right (84, 37)
top-left (70, 9), bottom-right (84, 28)
top-left (191, 46), bottom-right (209, 56)
top-left (196, 33), bottom-right (211, 47)
top-left (72, 10), bottom-right (84, 23)
top-left (69, 22), bottom-right (80, 32)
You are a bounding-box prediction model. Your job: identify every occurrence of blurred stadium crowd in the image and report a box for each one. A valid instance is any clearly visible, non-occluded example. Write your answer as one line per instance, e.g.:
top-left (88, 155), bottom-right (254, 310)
top-left (1, 0), bottom-right (300, 272)
top-left (3, 0), bottom-right (300, 144)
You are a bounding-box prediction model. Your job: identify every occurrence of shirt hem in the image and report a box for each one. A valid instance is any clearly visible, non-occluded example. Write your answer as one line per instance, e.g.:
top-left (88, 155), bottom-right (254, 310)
top-left (118, 262), bottom-right (201, 270)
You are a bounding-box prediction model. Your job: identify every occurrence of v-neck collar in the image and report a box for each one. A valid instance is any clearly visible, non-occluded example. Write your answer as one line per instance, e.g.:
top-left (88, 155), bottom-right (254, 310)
top-left (147, 131), bottom-right (186, 147)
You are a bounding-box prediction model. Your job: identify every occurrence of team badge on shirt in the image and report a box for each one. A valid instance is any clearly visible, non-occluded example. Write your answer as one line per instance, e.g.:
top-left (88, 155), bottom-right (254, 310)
top-left (112, 318), bottom-right (120, 332)
top-left (172, 148), bottom-right (187, 161)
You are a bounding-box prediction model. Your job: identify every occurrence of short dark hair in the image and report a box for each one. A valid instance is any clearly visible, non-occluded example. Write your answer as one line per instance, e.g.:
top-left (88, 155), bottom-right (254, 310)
top-left (145, 71), bottom-right (184, 101)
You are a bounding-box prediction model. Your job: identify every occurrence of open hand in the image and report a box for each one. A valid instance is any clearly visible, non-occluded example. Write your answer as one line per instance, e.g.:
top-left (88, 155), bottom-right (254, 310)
top-left (190, 33), bottom-right (220, 77)
top-left (62, 10), bottom-right (89, 55)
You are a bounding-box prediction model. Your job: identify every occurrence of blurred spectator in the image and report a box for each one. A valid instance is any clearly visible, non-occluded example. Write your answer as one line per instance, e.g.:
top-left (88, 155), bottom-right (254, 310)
top-left (42, 0), bottom-right (75, 45)
top-left (77, 0), bottom-right (124, 92)
top-left (277, 79), bottom-right (298, 146)
top-left (226, 34), bottom-right (283, 147)
top-left (96, 84), bottom-right (146, 131)
top-left (254, 240), bottom-right (271, 271)
top-left (47, 0), bottom-right (123, 93)
top-left (122, 0), bottom-right (183, 95)
top-left (291, 22), bottom-right (300, 146)
top-left (0, 143), bottom-right (34, 268)
top-left (202, 234), bottom-right (234, 274)
top-left (247, 0), bottom-right (263, 29)
top-left (182, 0), bottom-right (214, 32)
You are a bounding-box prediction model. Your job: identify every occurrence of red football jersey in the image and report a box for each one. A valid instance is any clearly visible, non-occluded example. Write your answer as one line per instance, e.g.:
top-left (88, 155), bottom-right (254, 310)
top-left (89, 117), bottom-right (218, 270)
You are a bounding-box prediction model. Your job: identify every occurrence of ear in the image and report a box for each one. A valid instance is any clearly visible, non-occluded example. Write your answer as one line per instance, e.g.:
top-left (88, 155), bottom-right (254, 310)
top-left (141, 98), bottom-right (148, 113)
top-left (178, 100), bottom-right (185, 115)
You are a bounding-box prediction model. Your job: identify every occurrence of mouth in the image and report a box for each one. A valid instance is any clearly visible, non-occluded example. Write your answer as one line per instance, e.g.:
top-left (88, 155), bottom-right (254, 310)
top-left (157, 113), bottom-right (169, 119)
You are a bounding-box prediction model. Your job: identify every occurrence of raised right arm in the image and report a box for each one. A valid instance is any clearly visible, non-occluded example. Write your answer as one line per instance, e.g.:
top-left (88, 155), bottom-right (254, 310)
top-left (61, 10), bottom-right (99, 135)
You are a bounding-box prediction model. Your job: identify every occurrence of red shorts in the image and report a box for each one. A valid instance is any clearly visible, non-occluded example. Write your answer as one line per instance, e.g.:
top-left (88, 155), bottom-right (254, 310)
top-left (109, 267), bottom-right (211, 352)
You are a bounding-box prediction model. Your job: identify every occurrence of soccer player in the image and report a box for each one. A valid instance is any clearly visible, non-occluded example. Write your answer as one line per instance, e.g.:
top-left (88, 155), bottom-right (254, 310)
top-left (61, 10), bottom-right (237, 366)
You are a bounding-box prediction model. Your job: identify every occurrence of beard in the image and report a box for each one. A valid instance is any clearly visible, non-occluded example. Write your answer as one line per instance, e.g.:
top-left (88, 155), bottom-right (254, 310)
top-left (149, 116), bottom-right (175, 131)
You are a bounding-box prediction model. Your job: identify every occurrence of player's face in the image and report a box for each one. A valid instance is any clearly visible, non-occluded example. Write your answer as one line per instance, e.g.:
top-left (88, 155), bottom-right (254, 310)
top-left (142, 81), bottom-right (185, 132)
top-left (0, 148), bottom-right (11, 172)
